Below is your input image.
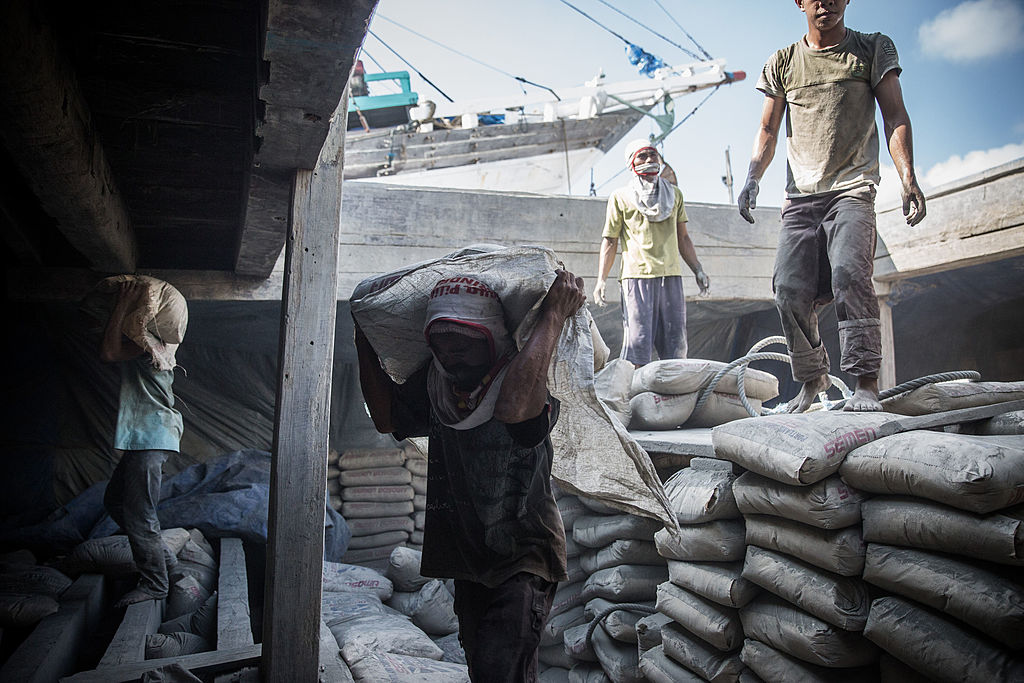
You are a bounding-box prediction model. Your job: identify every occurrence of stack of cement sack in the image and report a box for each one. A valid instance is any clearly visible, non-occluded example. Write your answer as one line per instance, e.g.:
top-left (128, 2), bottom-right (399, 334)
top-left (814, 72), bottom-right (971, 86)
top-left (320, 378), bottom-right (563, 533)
top-left (324, 552), bottom-right (470, 682)
top-left (641, 458), bottom-right (758, 682)
top-left (338, 447), bottom-right (418, 571)
top-left (406, 454), bottom-right (428, 553)
top-left (595, 359), bottom-right (779, 431)
top-left (0, 550), bottom-right (73, 632)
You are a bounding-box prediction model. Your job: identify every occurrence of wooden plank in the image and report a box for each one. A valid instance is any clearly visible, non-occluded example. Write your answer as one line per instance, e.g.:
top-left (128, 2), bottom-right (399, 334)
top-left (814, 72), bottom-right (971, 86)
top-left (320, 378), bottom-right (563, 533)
top-left (217, 538), bottom-right (253, 649)
top-left (318, 621), bottom-right (354, 682)
top-left (0, 574), bottom-right (105, 683)
top-left (874, 224), bottom-right (1024, 282)
top-left (632, 428), bottom-right (716, 458)
top-left (876, 399), bottom-right (1024, 438)
top-left (876, 282), bottom-right (896, 390)
top-left (60, 644), bottom-right (262, 683)
top-left (97, 598), bottom-right (163, 668)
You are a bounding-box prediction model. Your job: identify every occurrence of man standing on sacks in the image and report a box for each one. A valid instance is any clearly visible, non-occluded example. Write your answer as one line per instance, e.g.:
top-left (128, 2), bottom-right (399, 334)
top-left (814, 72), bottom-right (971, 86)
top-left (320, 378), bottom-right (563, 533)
top-left (355, 269), bottom-right (586, 682)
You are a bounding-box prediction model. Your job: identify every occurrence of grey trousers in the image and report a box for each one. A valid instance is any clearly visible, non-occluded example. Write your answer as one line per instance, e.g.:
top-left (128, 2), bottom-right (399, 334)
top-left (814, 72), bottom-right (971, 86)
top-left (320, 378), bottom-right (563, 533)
top-left (774, 188), bottom-right (882, 382)
top-left (104, 449), bottom-right (170, 597)
top-left (619, 275), bottom-right (688, 366)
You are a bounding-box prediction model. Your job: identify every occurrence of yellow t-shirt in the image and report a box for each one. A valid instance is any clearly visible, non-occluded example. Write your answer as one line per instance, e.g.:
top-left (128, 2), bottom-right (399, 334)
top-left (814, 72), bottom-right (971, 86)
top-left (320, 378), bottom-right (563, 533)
top-left (602, 185), bottom-right (688, 279)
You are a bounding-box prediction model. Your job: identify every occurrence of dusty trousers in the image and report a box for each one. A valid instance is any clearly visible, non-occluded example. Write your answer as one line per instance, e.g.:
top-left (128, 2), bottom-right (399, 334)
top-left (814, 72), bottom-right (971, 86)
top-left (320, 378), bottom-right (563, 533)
top-left (773, 188), bottom-right (882, 382)
top-left (104, 449), bottom-right (170, 597)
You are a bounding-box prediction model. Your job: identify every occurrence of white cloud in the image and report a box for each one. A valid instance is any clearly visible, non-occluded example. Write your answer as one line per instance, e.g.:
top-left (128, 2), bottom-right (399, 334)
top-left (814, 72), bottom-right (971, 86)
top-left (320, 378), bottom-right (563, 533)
top-left (919, 0), bottom-right (1024, 62)
top-left (876, 140), bottom-right (1024, 207)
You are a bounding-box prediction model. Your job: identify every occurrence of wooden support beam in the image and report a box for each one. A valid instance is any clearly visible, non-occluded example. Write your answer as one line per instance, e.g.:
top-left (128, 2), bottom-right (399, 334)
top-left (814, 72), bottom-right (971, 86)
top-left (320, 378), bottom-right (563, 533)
top-left (97, 599), bottom-right (163, 668)
top-left (60, 644), bottom-right (262, 683)
top-left (875, 281), bottom-right (896, 390)
top-left (261, 94), bottom-right (348, 681)
top-left (217, 538), bottom-right (253, 649)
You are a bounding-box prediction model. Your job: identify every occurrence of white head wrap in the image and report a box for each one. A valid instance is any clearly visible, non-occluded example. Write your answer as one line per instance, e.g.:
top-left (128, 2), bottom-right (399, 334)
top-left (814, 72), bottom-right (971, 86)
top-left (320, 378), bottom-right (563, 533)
top-left (622, 139), bottom-right (676, 222)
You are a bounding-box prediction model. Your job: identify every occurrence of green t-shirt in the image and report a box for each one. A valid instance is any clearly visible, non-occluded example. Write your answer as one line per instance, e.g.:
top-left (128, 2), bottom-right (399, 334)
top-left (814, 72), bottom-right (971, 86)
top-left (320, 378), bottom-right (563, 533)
top-left (756, 29), bottom-right (901, 197)
top-left (115, 355), bottom-right (183, 452)
top-left (602, 185), bottom-right (688, 279)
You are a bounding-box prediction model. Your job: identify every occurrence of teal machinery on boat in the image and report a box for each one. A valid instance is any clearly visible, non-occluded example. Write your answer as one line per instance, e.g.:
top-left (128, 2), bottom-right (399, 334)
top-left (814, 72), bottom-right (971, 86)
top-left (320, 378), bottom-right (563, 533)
top-left (347, 70), bottom-right (419, 130)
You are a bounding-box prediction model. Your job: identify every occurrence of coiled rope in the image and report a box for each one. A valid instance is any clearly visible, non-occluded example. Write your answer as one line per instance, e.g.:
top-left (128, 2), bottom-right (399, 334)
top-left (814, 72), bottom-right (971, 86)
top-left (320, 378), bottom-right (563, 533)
top-left (585, 603), bottom-right (657, 647)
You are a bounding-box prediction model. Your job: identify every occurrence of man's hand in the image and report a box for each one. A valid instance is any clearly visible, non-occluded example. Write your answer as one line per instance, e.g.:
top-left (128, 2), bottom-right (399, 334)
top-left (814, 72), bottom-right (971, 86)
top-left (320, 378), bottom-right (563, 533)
top-left (738, 177), bottom-right (760, 224)
top-left (543, 269), bottom-right (587, 322)
top-left (113, 279), bottom-right (144, 313)
top-left (902, 179), bottom-right (927, 226)
top-left (592, 278), bottom-right (607, 306)
top-left (695, 269), bottom-right (710, 296)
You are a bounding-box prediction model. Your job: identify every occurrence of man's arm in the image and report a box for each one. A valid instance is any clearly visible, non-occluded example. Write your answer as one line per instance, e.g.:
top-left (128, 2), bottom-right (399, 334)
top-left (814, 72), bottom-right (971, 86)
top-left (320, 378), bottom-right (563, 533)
top-left (593, 237), bottom-right (618, 305)
top-left (100, 281), bottom-right (147, 363)
top-left (676, 220), bottom-right (709, 295)
top-left (738, 94), bottom-right (786, 224)
top-left (354, 321), bottom-right (400, 434)
top-left (875, 71), bottom-right (926, 226)
top-left (494, 270), bottom-right (586, 424)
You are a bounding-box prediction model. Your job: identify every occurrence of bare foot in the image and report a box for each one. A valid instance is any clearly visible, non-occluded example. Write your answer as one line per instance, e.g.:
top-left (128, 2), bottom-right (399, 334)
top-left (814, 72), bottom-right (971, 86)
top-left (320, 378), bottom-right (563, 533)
top-left (844, 376), bottom-right (882, 412)
top-left (786, 374), bottom-right (832, 413)
top-left (115, 587), bottom-right (165, 609)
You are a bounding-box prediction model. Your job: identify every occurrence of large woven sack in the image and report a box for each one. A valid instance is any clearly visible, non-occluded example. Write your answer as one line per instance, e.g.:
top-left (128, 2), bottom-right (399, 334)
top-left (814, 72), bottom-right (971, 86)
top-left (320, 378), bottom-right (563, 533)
top-left (329, 613), bottom-right (443, 660)
top-left (882, 381), bottom-right (1024, 416)
top-left (733, 472), bottom-right (866, 529)
top-left (350, 245), bottom-right (676, 530)
top-left (342, 643), bottom-right (469, 683)
top-left (630, 359), bottom-right (779, 401)
top-left (595, 359), bottom-right (634, 428)
top-left (322, 561), bottom-right (394, 600)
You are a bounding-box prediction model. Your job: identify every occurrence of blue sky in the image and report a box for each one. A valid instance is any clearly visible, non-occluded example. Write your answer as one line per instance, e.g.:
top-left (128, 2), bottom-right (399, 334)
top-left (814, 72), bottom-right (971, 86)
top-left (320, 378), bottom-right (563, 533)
top-left (362, 0), bottom-right (1024, 207)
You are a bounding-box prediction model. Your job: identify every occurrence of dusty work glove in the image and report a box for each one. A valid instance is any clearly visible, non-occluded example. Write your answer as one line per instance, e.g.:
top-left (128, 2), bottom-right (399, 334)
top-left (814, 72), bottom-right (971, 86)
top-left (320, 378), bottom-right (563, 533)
top-left (695, 269), bottom-right (710, 296)
top-left (738, 177), bottom-right (760, 224)
top-left (592, 278), bottom-right (607, 306)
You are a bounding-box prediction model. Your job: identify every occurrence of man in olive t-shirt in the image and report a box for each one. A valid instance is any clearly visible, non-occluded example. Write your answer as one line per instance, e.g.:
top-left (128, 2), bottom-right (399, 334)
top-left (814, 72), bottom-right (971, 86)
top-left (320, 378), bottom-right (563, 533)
top-left (737, 0), bottom-right (926, 412)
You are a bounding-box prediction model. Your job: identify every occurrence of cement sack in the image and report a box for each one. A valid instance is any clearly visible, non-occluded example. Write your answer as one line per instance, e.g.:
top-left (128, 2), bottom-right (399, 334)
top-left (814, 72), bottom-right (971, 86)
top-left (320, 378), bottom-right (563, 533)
top-left (578, 496), bottom-right (621, 515)
top-left (740, 638), bottom-right (877, 683)
top-left (177, 541), bottom-right (215, 569)
top-left (550, 580), bottom-right (586, 618)
top-left (572, 514), bottom-right (662, 549)
top-left (350, 245), bottom-right (676, 530)
top-left (566, 555), bottom-right (586, 584)
top-left (413, 494), bottom-right (426, 510)
top-left (341, 448), bottom-right (407, 470)
top-left (877, 653), bottom-right (934, 683)
top-left (413, 510), bottom-right (425, 529)
top-left (595, 359), bottom-right (634, 428)
top-left (341, 485), bottom-right (414, 503)
top-left (686, 392), bottom-right (761, 429)
top-left (579, 539), bottom-right (663, 574)
top-left (882, 380), bottom-right (1024, 416)
top-left (568, 663), bottom-right (611, 683)
top-left (343, 545), bottom-right (400, 571)
top-left (63, 528), bottom-right (191, 576)
top-left (629, 392), bottom-right (697, 430)
top-left (592, 319), bottom-right (611, 373)
top-left (977, 409), bottom-right (1024, 436)
top-left (733, 472), bottom-right (866, 529)
top-left (539, 667), bottom-right (570, 683)
top-left (408, 579), bottom-right (458, 636)
top-left (839, 432), bottom-right (1024, 514)
top-left (386, 546), bottom-right (428, 592)
top-left (342, 643), bottom-right (469, 683)
top-left (330, 612), bottom-right (443, 660)
top-left (557, 495), bottom-right (588, 532)
top-left (862, 543), bottom-right (1024, 649)
top-left (342, 500), bottom-right (414, 518)
top-left (744, 514), bottom-right (866, 577)
top-left (584, 598), bottom-right (654, 643)
top-left (655, 581), bottom-right (742, 652)
top-left (542, 604), bottom-right (587, 647)
top-left (689, 456), bottom-right (740, 472)
top-left (170, 560), bottom-right (215, 595)
top-left (635, 612), bottom-right (673, 654)
top-left (159, 592), bottom-right (217, 640)
top-left (411, 475), bottom-right (426, 496)
top-left (432, 632), bottom-right (466, 664)
top-left (563, 622), bottom-right (599, 662)
top-left (0, 593), bottom-right (58, 627)
top-left (0, 563), bottom-right (72, 597)
top-left (581, 565), bottom-right (668, 603)
top-left (638, 645), bottom-right (704, 683)
top-left (712, 411), bottom-right (897, 485)
top-left (348, 530), bottom-right (410, 550)
top-left (654, 519), bottom-right (746, 562)
top-left (539, 643), bottom-right (576, 669)
top-left (404, 456), bottom-right (428, 477)
top-left (741, 546), bottom-right (869, 631)
top-left (340, 467), bottom-right (413, 487)
top-left (347, 516), bottom-right (416, 537)
top-left (630, 359), bottom-right (779, 402)
top-left (864, 596), bottom-right (1024, 683)
top-left (145, 632), bottom-right (209, 659)
top-left (590, 623), bottom-right (644, 683)
top-left (739, 595), bottom-right (877, 668)
top-left (386, 590), bottom-right (419, 617)
top-left (861, 496), bottom-right (1024, 565)
top-left (322, 561), bottom-right (393, 600)
top-left (663, 467), bottom-right (740, 524)
top-left (186, 529), bottom-right (214, 559)
top-left (166, 575), bottom-right (210, 620)
top-left (661, 620), bottom-right (745, 681)
top-left (667, 559), bottom-right (758, 608)
top-left (327, 479), bottom-right (341, 496)
top-left (565, 535), bottom-right (581, 559)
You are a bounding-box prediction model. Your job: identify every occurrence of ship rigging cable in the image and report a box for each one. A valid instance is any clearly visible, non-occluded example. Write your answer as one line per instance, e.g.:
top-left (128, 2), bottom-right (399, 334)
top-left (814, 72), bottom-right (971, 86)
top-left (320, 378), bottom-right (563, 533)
top-left (652, 0), bottom-right (714, 60)
top-left (592, 0), bottom-right (703, 62)
top-left (366, 28), bottom-right (455, 103)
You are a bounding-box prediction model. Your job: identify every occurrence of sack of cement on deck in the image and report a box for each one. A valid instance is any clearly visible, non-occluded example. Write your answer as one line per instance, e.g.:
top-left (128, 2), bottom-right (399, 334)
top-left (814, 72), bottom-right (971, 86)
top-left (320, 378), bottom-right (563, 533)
top-left (629, 392), bottom-right (697, 430)
top-left (860, 496), bottom-right (1024, 565)
top-left (538, 642), bottom-right (576, 669)
top-left (740, 639), bottom-right (877, 683)
top-left (350, 245), bottom-right (676, 531)
top-left (667, 559), bottom-right (758, 608)
top-left (655, 580), bottom-right (742, 652)
top-left (686, 392), bottom-right (762, 429)
top-left (595, 359), bottom-right (634, 428)
top-left (322, 561), bottom-right (393, 600)
top-left (882, 380), bottom-right (1024, 416)
top-left (340, 448), bottom-right (407, 470)
top-left (171, 559), bottom-right (215, 594)
top-left (562, 622), bottom-right (599, 662)
top-left (145, 631), bottom-right (209, 659)
top-left (0, 562), bottom-right (72, 597)
top-left (166, 574), bottom-right (210, 620)
top-left (712, 411), bottom-right (897, 485)
top-left (572, 514), bottom-right (663, 549)
top-left (342, 642), bottom-right (469, 683)
top-left (661, 621), bottom-right (745, 681)
top-left (0, 593), bottom-right (58, 627)
top-left (974, 409), bottom-right (1024, 436)
top-left (432, 632), bottom-right (466, 665)
top-left (745, 515), bottom-right (866, 577)
top-left (386, 546), bottom-right (429, 592)
top-left (663, 467), bottom-right (740, 524)
top-left (582, 565), bottom-right (668, 604)
top-left (636, 612), bottom-right (673, 655)
top-left (322, 591), bottom-right (397, 627)
top-left (342, 500), bottom-right (414, 519)
top-left (541, 604), bottom-right (587, 647)
top-left (579, 539), bottom-right (663, 574)
top-left (733, 472), bottom-right (866, 529)
top-left (742, 546), bottom-right (869, 631)
top-left (347, 516), bottom-right (416, 538)
top-left (739, 595), bottom-right (878, 668)
top-left (61, 527), bottom-right (190, 576)
top-left (584, 598), bottom-right (653, 644)
top-left (410, 475), bottom-right (426, 496)
top-left (590, 624), bottom-right (644, 682)
top-left (864, 596), bottom-right (1024, 683)
top-left (177, 540), bottom-right (215, 569)
top-left (578, 495), bottom-right (621, 515)
top-left (341, 485), bottom-right (415, 504)
top-left (340, 467), bottom-right (413, 488)
top-left (557, 495), bottom-right (588, 532)
top-left (348, 530), bottom-right (411, 550)
top-left (330, 612), bottom-right (444, 660)
top-left (639, 645), bottom-right (705, 683)
top-left (159, 591), bottom-right (217, 640)
top-left (550, 580), bottom-right (585, 618)
top-left (630, 359), bottom-right (780, 402)
top-left (839, 432), bottom-right (1024, 514)
top-left (654, 519), bottom-right (746, 562)
top-left (862, 543), bottom-right (1024, 649)
top-left (406, 579), bottom-right (458, 636)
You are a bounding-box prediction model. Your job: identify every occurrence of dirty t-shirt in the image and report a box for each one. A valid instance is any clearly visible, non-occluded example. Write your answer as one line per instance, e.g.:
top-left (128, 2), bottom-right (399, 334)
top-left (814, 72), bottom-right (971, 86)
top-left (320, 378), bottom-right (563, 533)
top-left (114, 354), bottom-right (182, 452)
top-left (603, 185), bottom-right (688, 279)
top-left (391, 364), bottom-right (569, 588)
top-left (757, 29), bottom-right (901, 197)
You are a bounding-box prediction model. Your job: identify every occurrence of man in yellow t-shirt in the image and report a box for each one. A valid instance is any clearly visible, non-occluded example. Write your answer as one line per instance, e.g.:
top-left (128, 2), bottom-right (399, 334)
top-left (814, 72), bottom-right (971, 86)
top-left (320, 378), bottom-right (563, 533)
top-left (594, 139), bottom-right (709, 366)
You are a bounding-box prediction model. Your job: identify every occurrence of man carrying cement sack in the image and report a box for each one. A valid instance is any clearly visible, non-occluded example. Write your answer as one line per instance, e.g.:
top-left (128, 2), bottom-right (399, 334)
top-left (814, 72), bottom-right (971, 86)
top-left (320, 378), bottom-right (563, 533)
top-left (355, 269), bottom-right (586, 682)
top-left (95, 276), bottom-right (187, 608)
top-left (737, 0), bottom-right (926, 412)
top-left (593, 139), bottom-right (710, 365)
